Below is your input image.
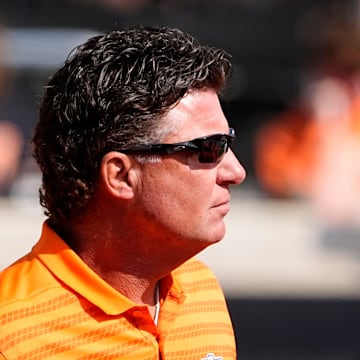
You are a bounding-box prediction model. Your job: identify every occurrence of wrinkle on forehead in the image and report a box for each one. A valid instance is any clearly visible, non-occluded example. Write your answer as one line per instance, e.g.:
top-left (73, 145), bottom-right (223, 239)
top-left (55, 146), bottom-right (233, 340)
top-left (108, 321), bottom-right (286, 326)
top-left (162, 89), bottom-right (228, 142)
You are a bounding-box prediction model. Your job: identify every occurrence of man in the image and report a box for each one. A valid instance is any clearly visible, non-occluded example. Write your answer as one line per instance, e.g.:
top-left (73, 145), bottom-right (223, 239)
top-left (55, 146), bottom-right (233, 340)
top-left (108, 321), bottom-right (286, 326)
top-left (0, 26), bottom-right (246, 359)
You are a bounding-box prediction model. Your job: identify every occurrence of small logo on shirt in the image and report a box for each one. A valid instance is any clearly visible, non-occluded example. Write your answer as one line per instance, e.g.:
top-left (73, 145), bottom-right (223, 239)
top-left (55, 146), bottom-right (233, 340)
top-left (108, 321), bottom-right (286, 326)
top-left (201, 353), bottom-right (223, 360)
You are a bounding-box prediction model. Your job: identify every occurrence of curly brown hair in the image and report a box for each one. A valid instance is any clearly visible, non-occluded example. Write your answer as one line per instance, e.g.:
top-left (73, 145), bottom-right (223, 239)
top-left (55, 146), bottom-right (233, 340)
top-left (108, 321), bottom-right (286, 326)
top-left (32, 25), bottom-right (232, 224)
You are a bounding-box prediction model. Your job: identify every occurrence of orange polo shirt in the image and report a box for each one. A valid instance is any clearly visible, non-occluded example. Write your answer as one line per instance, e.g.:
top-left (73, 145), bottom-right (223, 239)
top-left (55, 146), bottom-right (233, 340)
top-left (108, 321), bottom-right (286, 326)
top-left (0, 222), bottom-right (236, 360)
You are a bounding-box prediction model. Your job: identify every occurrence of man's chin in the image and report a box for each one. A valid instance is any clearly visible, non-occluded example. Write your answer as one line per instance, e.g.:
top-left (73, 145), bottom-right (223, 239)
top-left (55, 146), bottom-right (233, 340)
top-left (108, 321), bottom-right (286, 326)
top-left (202, 227), bottom-right (226, 247)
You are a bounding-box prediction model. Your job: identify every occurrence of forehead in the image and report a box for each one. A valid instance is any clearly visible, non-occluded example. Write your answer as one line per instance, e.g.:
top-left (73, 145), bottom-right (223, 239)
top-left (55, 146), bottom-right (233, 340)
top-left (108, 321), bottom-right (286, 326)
top-left (162, 89), bottom-right (229, 142)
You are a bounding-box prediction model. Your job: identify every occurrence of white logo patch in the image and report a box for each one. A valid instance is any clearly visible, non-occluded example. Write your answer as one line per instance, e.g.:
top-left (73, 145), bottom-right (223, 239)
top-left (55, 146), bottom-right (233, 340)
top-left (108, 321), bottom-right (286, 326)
top-left (201, 353), bottom-right (223, 360)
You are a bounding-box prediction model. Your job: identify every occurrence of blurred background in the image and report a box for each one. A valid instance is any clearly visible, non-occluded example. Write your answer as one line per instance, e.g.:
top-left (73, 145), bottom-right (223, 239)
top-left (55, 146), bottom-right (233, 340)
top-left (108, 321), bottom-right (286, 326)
top-left (1, 0), bottom-right (360, 358)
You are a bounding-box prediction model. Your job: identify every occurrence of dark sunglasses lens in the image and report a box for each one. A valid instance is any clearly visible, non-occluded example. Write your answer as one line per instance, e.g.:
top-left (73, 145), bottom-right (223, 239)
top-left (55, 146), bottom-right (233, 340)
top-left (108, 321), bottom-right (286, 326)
top-left (198, 137), bottom-right (229, 163)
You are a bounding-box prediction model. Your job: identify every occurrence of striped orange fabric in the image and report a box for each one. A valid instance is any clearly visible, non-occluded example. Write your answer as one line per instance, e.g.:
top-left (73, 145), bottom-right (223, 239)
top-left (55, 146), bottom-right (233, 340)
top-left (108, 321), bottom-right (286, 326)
top-left (0, 222), bottom-right (236, 360)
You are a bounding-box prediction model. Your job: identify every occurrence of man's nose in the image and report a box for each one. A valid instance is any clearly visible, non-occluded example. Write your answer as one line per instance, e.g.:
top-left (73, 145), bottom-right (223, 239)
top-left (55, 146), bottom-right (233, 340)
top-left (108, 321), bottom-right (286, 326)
top-left (217, 149), bottom-right (246, 185)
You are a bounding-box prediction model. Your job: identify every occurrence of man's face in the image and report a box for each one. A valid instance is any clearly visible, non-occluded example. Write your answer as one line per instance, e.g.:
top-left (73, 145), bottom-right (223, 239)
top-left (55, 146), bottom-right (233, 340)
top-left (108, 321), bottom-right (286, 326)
top-left (134, 89), bottom-right (246, 251)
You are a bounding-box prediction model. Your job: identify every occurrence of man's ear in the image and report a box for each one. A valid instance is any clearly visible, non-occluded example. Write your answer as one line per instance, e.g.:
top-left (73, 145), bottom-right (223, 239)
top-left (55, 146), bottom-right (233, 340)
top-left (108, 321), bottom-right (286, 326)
top-left (99, 151), bottom-right (139, 200)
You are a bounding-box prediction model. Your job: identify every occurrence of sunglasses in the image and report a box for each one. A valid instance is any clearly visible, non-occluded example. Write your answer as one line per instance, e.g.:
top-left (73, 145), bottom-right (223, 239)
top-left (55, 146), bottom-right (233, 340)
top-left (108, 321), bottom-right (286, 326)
top-left (120, 128), bottom-right (235, 163)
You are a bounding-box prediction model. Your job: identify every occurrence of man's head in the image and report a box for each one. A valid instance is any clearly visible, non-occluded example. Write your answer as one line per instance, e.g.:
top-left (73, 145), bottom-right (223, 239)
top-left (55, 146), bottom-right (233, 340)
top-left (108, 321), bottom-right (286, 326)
top-left (32, 26), bottom-right (233, 225)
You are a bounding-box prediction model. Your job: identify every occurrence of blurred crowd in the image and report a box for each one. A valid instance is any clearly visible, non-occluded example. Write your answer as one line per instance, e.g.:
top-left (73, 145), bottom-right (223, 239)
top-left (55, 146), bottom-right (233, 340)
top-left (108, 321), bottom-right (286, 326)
top-left (255, 12), bottom-right (360, 236)
top-left (0, 27), bottom-right (23, 196)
